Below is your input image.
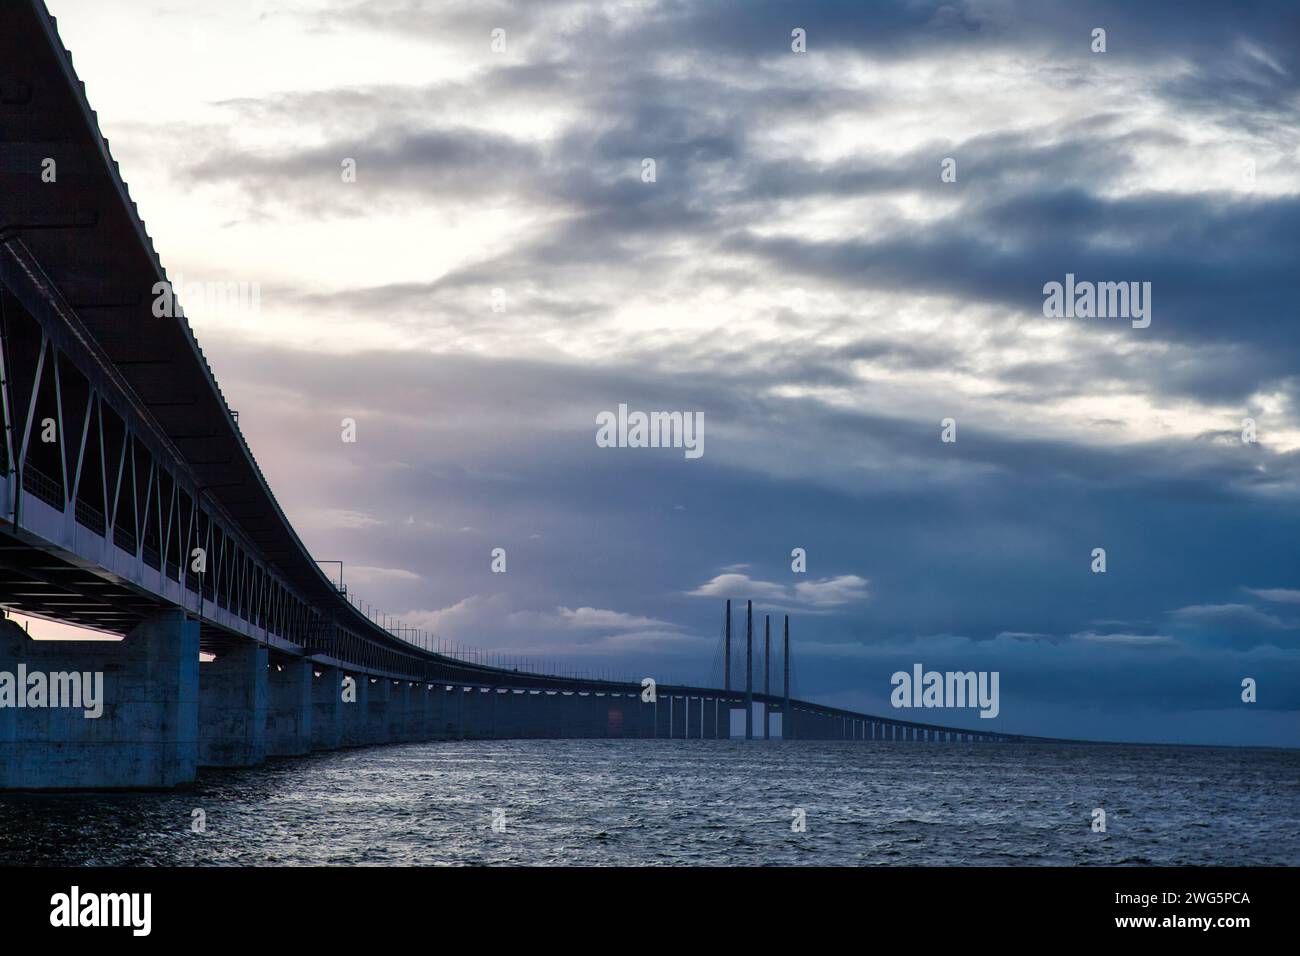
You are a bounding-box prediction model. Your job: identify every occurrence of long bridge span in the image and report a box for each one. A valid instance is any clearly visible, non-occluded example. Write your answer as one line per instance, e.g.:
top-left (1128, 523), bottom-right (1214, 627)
top-left (0, 0), bottom-right (1028, 789)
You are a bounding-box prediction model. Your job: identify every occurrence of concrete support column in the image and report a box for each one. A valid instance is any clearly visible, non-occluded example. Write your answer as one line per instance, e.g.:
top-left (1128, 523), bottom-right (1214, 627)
top-left (452, 687), bottom-right (465, 738)
top-left (462, 687), bottom-right (481, 739)
top-left (404, 683), bottom-right (426, 741)
top-left (0, 610), bottom-right (199, 789)
top-left (310, 665), bottom-right (342, 750)
top-left (519, 690), bottom-right (539, 738)
top-left (504, 689), bottom-right (521, 738)
top-left (560, 690), bottom-right (575, 737)
top-left (199, 641), bottom-right (267, 767)
top-left (569, 691), bottom-right (584, 737)
top-left (475, 686), bottom-right (488, 738)
top-left (483, 686), bottom-right (498, 737)
top-left (621, 695), bottom-right (636, 738)
top-left (494, 689), bottom-right (512, 737)
top-left (428, 685), bottom-right (447, 738)
top-left (600, 693), bottom-right (613, 737)
top-left (409, 682), bottom-right (425, 740)
top-left (267, 658), bottom-right (313, 756)
top-left (512, 686), bottom-right (527, 738)
top-left (341, 672), bottom-right (368, 746)
top-left (531, 690), bottom-right (549, 738)
top-left (386, 680), bottom-right (408, 741)
top-left (572, 693), bottom-right (584, 737)
top-left (440, 685), bottom-right (460, 739)
top-left (366, 678), bottom-right (390, 744)
top-left (486, 687), bottom-right (498, 737)
top-left (514, 688), bottom-right (530, 737)
top-left (571, 691), bottom-right (584, 738)
top-left (604, 693), bottom-right (616, 738)
top-left (461, 686), bottom-right (475, 738)
top-left (533, 690), bottom-right (547, 737)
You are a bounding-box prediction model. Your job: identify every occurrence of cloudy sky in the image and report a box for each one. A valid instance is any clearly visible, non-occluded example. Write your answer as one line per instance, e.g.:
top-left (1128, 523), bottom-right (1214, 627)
top-left (43, 0), bottom-right (1300, 744)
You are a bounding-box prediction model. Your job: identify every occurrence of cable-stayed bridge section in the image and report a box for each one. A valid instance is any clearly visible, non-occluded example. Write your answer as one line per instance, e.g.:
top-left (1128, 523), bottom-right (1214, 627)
top-left (0, 0), bottom-right (1024, 790)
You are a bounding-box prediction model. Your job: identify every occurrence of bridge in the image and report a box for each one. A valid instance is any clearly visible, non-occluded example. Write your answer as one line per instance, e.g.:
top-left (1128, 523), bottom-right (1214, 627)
top-left (0, 0), bottom-right (1025, 790)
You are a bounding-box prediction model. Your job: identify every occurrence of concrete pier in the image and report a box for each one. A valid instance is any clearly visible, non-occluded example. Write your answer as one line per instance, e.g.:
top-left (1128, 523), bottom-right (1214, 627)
top-left (428, 685), bottom-right (448, 739)
top-left (365, 679), bottom-right (390, 745)
top-left (341, 672), bottom-right (369, 747)
top-left (496, 689), bottom-right (520, 738)
top-left (267, 659), bottom-right (313, 756)
top-left (404, 684), bottom-right (427, 742)
top-left (0, 611), bottom-right (199, 789)
top-left (2, 619), bottom-right (1021, 789)
top-left (386, 681), bottom-right (408, 742)
top-left (310, 666), bottom-right (343, 750)
top-left (199, 642), bottom-right (268, 767)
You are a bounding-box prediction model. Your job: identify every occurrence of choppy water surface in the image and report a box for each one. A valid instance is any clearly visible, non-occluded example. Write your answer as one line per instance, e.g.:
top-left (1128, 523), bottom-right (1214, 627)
top-left (2, 741), bottom-right (1297, 865)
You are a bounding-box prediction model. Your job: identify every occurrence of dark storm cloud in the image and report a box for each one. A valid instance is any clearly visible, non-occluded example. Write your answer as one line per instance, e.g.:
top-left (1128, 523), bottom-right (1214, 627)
top-left (726, 189), bottom-right (1300, 403)
top-left (178, 41), bottom-right (1298, 408)
top-left (163, 0), bottom-right (1300, 744)
top-left (318, 0), bottom-right (1300, 87)
top-left (184, 125), bottom-right (545, 211)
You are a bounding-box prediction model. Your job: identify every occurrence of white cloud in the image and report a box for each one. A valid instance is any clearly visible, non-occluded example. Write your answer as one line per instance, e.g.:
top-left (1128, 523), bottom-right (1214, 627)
top-left (299, 507), bottom-right (384, 530)
top-left (687, 573), bottom-right (788, 602)
top-left (349, 565), bottom-right (422, 584)
top-left (1243, 587), bottom-right (1300, 604)
top-left (1169, 603), bottom-right (1291, 630)
top-left (687, 571), bottom-right (869, 609)
top-left (995, 631), bottom-right (1056, 643)
top-left (1072, 631), bottom-right (1179, 647)
top-left (794, 575), bottom-right (870, 607)
top-left (399, 596), bottom-right (701, 662)
top-left (555, 606), bottom-right (677, 630)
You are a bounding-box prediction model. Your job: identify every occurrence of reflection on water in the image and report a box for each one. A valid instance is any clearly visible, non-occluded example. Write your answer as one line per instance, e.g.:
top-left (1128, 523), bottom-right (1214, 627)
top-left (1, 740), bottom-right (1296, 866)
